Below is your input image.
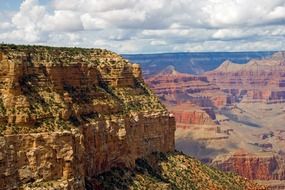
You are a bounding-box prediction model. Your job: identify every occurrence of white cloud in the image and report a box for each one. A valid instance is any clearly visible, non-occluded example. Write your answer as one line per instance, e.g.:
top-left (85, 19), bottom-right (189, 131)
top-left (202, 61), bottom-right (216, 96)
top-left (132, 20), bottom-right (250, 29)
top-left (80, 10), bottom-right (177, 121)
top-left (52, 0), bottom-right (82, 10)
top-left (150, 40), bottom-right (167, 46)
top-left (0, 22), bottom-right (12, 30)
top-left (47, 32), bottom-right (84, 47)
top-left (200, 0), bottom-right (285, 27)
top-left (0, 0), bottom-right (285, 53)
top-left (80, 13), bottom-right (107, 30)
top-left (12, 0), bottom-right (45, 29)
top-left (41, 10), bottom-right (83, 32)
top-left (268, 6), bottom-right (285, 20)
top-left (212, 29), bottom-right (253, 40)
top-left (8, 0), bottom-right (45, 42)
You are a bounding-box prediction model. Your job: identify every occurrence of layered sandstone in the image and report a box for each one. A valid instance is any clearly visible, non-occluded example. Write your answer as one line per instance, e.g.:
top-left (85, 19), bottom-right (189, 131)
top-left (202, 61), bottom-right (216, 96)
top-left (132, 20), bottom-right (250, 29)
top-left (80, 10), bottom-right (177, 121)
top-left (205, 52), bottom-right (285, 103)
top-left (145, 66), bottom-right (227, 127)
top-left (145, 66), bottom-right (228, 108)
top-left (213, 151), bottom-right (285, 180)
top-left (169, 103), bottom-right (216, 128)
top-left (0, 45), bottom-right (175, 189)
top-left (0, 131), bottom-right (85, 189)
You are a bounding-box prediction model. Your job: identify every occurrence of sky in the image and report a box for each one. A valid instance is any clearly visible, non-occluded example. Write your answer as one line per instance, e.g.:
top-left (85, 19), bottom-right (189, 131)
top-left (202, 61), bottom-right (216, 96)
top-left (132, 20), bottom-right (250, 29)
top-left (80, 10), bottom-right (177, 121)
top-left (0, 0), bottom-right (285, 53)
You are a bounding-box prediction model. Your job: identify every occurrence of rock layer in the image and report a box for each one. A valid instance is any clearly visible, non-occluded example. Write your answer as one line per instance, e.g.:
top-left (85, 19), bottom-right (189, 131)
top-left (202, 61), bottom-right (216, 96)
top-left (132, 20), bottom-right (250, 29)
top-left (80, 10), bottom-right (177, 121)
top-left (205, 52), bottom-right (285, 103)
top-left (169, 103), bottom-right (216, 128)
top-left (0, 45), bottom-right (175, 189)
top-left (145, 66), bottom-right (227, 126)
top-left (213, 151), bottom-right (285, 181)
top-left (145, 66), bottom-right (228, 108)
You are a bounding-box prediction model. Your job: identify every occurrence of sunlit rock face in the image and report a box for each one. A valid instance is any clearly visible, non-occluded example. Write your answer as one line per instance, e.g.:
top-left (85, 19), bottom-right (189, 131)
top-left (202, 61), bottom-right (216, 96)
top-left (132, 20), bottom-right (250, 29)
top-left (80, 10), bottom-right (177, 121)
top-left (0, 45), bottom-right (175, 189)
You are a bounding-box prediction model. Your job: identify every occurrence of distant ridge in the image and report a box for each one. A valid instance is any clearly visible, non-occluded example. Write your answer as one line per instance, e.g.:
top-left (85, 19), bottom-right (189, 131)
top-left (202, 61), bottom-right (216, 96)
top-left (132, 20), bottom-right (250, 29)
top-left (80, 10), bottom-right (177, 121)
top-left (210, 51), bottom-right (285, 73)
top-left (123, 51), bottom-right (276, 75)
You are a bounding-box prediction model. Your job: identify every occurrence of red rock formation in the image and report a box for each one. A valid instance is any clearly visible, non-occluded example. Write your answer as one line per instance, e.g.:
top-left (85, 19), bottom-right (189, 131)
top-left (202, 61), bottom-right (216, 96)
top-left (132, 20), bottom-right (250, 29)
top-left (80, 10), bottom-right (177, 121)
top-left (213, 150), bottom-right (285, 180)
top-left (145, 66), bottom-right (230, 126)
top-left (205, 52), bottom-right (285, 103)
top-left (145, 66), bottom-right (229, 108)
top-left (169, 103), bottom-right (216, 128)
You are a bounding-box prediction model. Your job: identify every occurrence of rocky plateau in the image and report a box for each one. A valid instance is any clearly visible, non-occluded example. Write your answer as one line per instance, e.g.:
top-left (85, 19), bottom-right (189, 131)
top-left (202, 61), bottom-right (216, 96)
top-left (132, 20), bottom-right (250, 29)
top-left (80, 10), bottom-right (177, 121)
top-left (0, 45), bottom-right (176, 190)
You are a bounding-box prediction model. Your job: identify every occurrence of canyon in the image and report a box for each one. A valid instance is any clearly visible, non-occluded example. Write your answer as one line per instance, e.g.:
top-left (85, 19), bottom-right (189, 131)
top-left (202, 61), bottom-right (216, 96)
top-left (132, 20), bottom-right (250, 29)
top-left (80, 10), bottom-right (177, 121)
top-left (205, 52), bottom-right (285, 103)
top-left (0, 45), bottom-right (262, 190)
top-left (143, 51), bottom-right (285, 189)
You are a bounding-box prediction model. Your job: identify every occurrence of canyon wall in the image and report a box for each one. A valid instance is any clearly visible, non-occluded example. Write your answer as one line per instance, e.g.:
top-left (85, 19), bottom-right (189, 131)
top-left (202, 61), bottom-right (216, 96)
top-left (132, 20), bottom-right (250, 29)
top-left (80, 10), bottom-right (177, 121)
top-left (145, 66), bottom-right (228, 108)
top-left (145, 66), bottom-right (224, 127)
top-left (205, 52), bottom-right (285, 103)
top-left (169, 103), bottom-right (216, 128)
top-left (0, 45), bottom-right (175, 189)
top-left (213, 151), bottom-right (285, 180)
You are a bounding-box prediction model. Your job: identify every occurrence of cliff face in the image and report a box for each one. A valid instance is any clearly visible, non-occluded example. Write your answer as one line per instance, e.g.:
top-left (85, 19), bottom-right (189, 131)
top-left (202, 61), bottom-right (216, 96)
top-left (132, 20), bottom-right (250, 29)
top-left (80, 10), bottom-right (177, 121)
top-left (0, 132), bottom-right (85, 189)
top-left (145, 66), bottom-right (227, 127)
top-left (213, 151), bottom-right (285, 181)
top-left (169, 103), bottom-right (216, 128)
top-left (205, 52), bottom-right (285, 103)
top-left (145, 66), bottom-right (228, 108)
top-left (0, 45), bottom-right (175, 189)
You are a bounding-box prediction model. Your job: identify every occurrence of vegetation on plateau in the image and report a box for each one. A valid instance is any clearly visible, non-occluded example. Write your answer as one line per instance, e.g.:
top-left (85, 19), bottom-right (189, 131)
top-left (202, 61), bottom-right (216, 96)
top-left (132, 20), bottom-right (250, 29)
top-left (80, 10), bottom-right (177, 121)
top-left (92, 151), bottom-right (266, 190)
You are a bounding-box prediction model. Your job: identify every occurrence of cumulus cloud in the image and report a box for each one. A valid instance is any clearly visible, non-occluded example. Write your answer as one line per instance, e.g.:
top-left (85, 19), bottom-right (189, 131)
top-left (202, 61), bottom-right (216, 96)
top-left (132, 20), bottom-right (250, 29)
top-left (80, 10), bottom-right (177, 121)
top-left (0, 0), bottom-right (285, 52)
top-left (41, 10), bottom-right (83, 32)
top-left (80, 13), bottom-right (107, 30)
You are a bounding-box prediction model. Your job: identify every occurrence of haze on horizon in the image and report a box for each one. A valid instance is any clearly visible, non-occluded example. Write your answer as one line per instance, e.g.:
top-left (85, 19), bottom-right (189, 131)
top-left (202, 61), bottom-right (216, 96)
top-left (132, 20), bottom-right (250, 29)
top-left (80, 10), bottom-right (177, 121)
top-left (0, 0), bottom-right (285, 53)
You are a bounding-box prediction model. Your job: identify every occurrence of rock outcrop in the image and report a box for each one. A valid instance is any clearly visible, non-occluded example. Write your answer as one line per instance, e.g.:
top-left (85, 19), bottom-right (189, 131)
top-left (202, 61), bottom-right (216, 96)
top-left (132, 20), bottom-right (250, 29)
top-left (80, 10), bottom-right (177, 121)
top-left (0, 45), bottom-right (175, 189)
top-left (205, 52), bottom-right (285, 103)
top-left (145, 66), bottom-right (228, 108)
top-left (145, 66), bottom-right (228, 127)
top-left (213, 151), bottom-right (285, 181)
top-left (169, 103), bottom-right (216, 128)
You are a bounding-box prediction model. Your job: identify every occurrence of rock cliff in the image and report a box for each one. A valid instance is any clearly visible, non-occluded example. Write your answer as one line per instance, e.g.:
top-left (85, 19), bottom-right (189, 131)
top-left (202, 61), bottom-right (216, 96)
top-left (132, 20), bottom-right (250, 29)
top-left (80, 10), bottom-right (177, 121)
top-left (205, 52), bottom-right (285, 103)
top-left (145, 66), bottom-right (227, 127)
top-left (169, 103), bottom-right (216, 128)
top-left (145, 66), bottom-right (228, 108)
top-left (0, 45), bottom-right (175, 189)
top-left (213, 151), bottom-right (285, 181)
